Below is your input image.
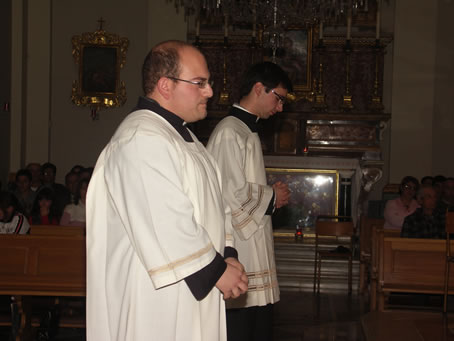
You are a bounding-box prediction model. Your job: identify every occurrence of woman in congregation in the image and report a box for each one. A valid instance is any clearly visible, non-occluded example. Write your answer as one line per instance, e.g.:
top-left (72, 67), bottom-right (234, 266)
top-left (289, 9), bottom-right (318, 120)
top-left (384, 176), bottom-right (420, 230)
top-left (60, 178), bottom-right (88, 227)
top-left (28, 187), bottom-right (60, 225)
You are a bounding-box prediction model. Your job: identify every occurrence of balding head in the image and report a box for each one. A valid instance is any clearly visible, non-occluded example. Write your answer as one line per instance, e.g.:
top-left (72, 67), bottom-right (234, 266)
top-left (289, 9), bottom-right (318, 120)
top-left (142, 40), bottom-right (196, 96)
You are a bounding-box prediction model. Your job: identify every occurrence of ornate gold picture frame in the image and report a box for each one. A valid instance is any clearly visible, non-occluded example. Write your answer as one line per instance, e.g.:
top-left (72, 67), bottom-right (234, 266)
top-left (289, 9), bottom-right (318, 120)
top-left (71, 25), bottom-right (129, 115)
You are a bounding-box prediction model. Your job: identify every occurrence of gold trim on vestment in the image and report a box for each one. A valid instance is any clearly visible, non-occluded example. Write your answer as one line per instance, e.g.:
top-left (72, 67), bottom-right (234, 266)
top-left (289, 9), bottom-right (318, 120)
top-left (148, 244), bottom-right (213, 276)
top-left (231, 184), bottom-right (265, 230)
top-left (246, 268), bottom-right (277, 279)
top-left (231, 184), bottom-right (253, 218)
top-left (247, 280), bottom-right (280, 292)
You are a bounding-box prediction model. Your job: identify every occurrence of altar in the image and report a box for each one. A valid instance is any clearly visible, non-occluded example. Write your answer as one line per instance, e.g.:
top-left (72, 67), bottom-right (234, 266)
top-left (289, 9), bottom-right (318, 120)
top-left (264, 155), bottom-right (378, 233)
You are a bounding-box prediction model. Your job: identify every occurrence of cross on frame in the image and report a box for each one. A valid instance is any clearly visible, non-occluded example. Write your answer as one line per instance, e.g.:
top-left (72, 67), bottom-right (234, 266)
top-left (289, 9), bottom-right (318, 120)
top-left (97, 17), bottom-right (105, 31)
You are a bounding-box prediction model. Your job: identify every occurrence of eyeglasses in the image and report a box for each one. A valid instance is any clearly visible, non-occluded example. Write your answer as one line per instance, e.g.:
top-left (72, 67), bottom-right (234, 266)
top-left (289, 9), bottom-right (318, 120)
top-left (403, 184), bottom-right (417, 191)
top-left (271, 89), bottom-right (286, 105)
top-left (166, 76), bottom-right (213, 89)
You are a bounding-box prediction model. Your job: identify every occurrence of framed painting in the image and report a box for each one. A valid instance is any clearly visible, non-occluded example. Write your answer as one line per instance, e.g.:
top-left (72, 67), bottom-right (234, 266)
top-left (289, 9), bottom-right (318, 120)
top-left (273, 26), bottom-right (313, 99)
top-left (266, 168), bottom-right (339, 231)
top-left (71, 27), bottom-right (129, 111)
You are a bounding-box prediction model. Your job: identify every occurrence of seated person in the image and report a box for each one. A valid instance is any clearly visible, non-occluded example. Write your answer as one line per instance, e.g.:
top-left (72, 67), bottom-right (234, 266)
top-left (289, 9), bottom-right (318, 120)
top-left (401, 186), bottom-right (445, 239)
top-left (41, 162), bottom-right (71, 217)
top-left (433, 175), bottom-right (446, 203)
top-left (13, 169), bottom-right (36, 217)
top-left (436, 177), bottom-right (454, 212)
top-left (28, 187), bottom-right (60, 225)
top-left (421, 176), bottom-right (433, 186)
top-left (0, 191), bottom-right (30, 234)
top-left (65, 171), bottom-right (79, 204)
top-left (70, 164), bottom-right (84, 175)
top-left (60, 178), bottom-right (89, 227)
top-left (79, 167), bottom-right (93, 181)
top-left (384, 176), bottom-right (419, 230)
top-left (26, 162), bottom-right (43, 192)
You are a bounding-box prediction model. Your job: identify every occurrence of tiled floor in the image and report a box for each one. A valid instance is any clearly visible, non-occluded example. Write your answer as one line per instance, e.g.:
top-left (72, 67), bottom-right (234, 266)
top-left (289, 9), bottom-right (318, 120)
top-left (1, 290), bottom-right (367, 341)
top-left (273, 290), bottom-right (367, 341)
top-left (7, 291), bottom-right (454, 340)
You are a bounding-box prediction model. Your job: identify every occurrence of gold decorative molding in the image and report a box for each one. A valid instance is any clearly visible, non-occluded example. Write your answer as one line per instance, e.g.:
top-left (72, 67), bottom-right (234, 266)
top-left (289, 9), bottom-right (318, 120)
top-left (71, 19), bottom-right (129, 119)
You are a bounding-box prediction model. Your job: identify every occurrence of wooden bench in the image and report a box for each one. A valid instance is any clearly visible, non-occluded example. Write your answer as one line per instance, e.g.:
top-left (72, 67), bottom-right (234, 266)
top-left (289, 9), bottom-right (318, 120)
top-left (369, 227), bottom-right (400, 310)
top-left (359, 215), bottom-right (384, 294)
top-left (375, 233), bottom-right (454, 311)
top-left (0, 234), bottom-right (86, 340)
top-left (30, 224), bottom-right (85, 236)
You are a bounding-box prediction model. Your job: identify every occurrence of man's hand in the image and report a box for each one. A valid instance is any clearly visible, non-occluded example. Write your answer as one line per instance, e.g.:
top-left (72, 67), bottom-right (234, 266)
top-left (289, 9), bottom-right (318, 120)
top-left (225, 257), bottom-right (248, 287)
top-left (273, 181), bottom-right (290, 208)
top-left (216, 259), bottom-right (248, 300)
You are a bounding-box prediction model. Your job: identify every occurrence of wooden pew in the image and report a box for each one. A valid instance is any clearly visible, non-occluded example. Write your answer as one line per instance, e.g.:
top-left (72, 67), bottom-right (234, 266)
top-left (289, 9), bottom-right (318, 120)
top-left (359, 215), bottom-right (384, 294)
top-left (30, 224), bottom-right (85, 236)
top-left (376, 233), bottom-right (454, 311)
top-left (369, 227), bottom-right (400, 311)
top-left (0, 234), bottom-right (85, 340)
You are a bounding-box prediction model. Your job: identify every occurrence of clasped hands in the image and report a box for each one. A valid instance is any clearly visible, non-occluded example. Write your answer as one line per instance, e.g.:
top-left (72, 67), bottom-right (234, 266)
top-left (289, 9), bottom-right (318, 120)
top-left (216, 257), bottom-right (248, 300)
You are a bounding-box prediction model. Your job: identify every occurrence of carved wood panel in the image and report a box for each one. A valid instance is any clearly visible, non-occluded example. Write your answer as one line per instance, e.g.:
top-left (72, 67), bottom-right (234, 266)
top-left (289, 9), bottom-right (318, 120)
top-left (191, 35), bottom-right (390, 159)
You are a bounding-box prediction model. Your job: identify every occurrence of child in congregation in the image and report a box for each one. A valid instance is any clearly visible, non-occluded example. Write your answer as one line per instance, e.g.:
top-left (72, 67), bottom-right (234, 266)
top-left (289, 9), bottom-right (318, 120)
top-left (0, 191), bottom-right (30, 234)
top-left (28, 187), bottom-right (60, 225)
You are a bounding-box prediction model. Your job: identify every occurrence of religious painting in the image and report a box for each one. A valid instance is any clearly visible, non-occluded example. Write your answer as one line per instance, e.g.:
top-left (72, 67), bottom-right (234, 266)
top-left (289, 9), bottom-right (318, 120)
top-left (266, 168), bottom-right (339, 232)
top-left (81, 46), bottom-right (117, 94)
top-left (71, 25), bottom-right (129, 112)
top-left (274, 27), bottom-right (313, 98)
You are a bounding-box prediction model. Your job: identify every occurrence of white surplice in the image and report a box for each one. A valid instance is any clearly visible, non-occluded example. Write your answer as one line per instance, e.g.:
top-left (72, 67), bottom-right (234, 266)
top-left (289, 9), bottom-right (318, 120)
top-left (207, 115), bottom-right (279, 309)
top-left (86, 109), bottom-right (232, 341)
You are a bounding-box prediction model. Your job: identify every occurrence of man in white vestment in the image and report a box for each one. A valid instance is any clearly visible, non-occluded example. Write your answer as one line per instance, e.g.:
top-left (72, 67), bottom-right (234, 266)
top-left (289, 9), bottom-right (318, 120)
top-left (86, 40), bottom-right (248, 341)
top-left (207, 62), bottom-right (293, 341)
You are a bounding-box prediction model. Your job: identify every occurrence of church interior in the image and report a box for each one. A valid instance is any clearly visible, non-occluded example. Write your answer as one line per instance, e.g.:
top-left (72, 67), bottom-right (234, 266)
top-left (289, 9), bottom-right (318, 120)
top-left (1, 0), bottom-right (454, 340)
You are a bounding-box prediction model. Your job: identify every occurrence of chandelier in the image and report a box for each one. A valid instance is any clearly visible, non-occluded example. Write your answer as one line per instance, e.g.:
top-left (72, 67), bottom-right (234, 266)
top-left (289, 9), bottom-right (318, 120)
top-left (172, 0), bottom-right (379, 60)
top-left (172, 0), bottom-right (376, 29)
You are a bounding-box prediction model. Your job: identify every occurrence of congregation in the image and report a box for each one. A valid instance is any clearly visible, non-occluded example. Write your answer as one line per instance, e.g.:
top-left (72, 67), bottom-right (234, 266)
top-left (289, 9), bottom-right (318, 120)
top-left (383, 175), bottom-right (454, 239)
top-left (0, 162), bottom-right (92, 234)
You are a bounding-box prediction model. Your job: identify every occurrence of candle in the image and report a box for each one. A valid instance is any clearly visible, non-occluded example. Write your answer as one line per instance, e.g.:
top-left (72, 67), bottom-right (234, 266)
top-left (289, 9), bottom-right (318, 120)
top-left (252, 8), bottom-right (256, 38)
top-left (346, 14), bottom-right (352, 40)
top-left (376, 1), bottom-right (381, 39)
top-left (319, 21), bottom-right (323, 40)
top-left (224, 14), bottom-right (228, 37)
top-left (375, 10), bottom-right (380, 39)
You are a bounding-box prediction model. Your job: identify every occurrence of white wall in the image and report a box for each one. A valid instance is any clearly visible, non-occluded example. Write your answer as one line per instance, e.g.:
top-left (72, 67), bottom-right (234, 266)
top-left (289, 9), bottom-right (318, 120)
top-left (10, 0), bottom-right (186, 182)
top-left (432, 0), bottom-right (454, 176)
top-left (389, 0), bottom-right (437, 182)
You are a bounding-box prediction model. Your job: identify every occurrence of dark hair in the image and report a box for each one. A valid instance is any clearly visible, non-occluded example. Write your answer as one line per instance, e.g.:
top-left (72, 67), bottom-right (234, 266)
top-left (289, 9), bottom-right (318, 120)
top-left (65, 171), bottom-right (79, 183)
top-left (238, 61), bottom-right (293, 99)
top-left (421, 176), bottom-right (433, 185)
top-left (30, 187), bottom-right (59, 224)
top-left (15, 169), bottom-right (32, 182)
top-left (41, 162), bottom-right (57, 175)
top-left (0, 191), bottom-right (20, 214)
top-left (74, 178), bottom-right (90, 205)
top-left (80, 167), bottom-right (94, 180)
top-left (399, 176), bottom-right (419, 195)
top-left (142, 40), bottom-right (195, 95)
top-left (70, 165), bottom-right (84, 174)
top-left (433, 175), bottom-right (447, 186)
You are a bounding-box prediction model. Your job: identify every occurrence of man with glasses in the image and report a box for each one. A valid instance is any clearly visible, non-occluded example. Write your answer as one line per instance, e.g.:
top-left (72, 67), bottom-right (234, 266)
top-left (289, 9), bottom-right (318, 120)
top-left (86, 40), bottom-right (248, 341)
top-left (207, 62), bottom-right (292, 341)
